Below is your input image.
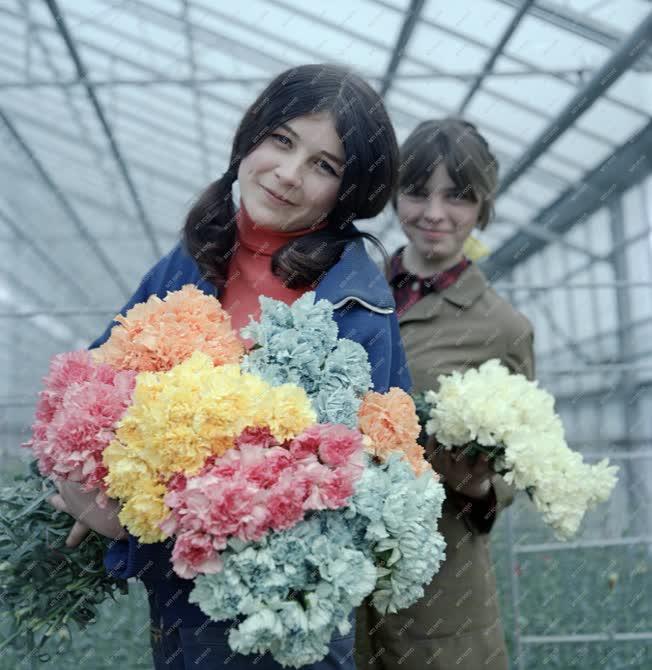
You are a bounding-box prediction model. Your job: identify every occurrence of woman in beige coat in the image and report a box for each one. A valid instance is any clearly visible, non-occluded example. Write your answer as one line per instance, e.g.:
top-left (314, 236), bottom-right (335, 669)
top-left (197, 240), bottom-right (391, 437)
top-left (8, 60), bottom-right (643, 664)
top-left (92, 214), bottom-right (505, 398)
top-left (355, 119), bottom-right (535, 670)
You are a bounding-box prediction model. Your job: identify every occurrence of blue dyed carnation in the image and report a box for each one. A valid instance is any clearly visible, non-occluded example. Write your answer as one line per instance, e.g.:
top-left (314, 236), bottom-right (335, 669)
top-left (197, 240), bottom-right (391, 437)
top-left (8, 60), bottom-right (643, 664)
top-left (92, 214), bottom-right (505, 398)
top-left (189, 513), bottom-right (377, 668)
top-left (241, 293), bottom-right (372, 427)
top-left (349, 454), bottom-right (447, 614)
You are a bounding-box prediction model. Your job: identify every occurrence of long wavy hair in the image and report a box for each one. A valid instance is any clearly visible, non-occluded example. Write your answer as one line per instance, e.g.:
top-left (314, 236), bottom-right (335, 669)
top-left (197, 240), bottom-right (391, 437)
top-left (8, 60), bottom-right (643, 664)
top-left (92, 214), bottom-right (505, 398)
top-left (183, 64), bottom-right (399, 289)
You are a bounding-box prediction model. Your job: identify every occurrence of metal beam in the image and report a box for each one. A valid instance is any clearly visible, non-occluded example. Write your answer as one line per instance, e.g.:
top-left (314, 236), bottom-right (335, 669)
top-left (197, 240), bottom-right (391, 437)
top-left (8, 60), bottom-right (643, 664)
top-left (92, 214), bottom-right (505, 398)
top-left (530, 295), bottom-right (596, 365)
top-left (387, 76), bottom-right (590, 175)
top-left (496, 11), bottom-right (652, 198)
top-left (0, 6), bottom-right (244, 123)
top-left (261, 0), bottom-right (614, 150)
top-left (553, 379), bottom-right (652, 407)
top-left (0, 67), bottom-right (607, 89)
top-left (180, 0), bottom-right (211, 182)
top-left (495, 280), bottom-right (652, 291)
top-left (0, 201), bottom-right (93, 305)
top-left (537, 316), bottom-right (652, 363)
top-left (372, 0), bottom-right (647, 142)
top-left (483, 118), bottom-right (652, 278)
top-left (1, 103), bottom-right (208, 195)
top-left (0, 156), bottom-right (179, 232)
top-left (457, 0), bottom-right (535, 114)
top-left (380, 0), bottom-right (425, 96)
top-left (107, 0), bottom-right (288, 73)
top-left (0, 53), bottom-right (232, 167)
top-left (493, 218), bottom-right (603, 262)
top-left (15, 1), bottom-right (134, 295)
top-left (43, 0), bottom-right (162, 259)
top-left (506, 227), bottom-right (652, 315)
top-left (496, 0), bottom-right (652, 73)
top-left (0, 109), bottom-right (132, 297)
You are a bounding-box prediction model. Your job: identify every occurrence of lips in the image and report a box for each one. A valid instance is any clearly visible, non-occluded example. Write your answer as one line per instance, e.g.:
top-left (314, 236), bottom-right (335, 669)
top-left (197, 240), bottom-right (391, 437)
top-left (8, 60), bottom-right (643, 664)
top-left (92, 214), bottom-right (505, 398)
top-left (261, 185), bottom-right (295, 206)
top-left (415, 222), bottom-right (451, 234)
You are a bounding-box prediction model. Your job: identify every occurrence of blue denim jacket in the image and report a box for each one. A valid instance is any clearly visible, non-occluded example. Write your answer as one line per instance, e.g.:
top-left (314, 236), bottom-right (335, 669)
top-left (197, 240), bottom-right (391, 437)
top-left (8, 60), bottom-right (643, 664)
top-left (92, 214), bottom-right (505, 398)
top-left (88, 234), bottom-right (411, 666)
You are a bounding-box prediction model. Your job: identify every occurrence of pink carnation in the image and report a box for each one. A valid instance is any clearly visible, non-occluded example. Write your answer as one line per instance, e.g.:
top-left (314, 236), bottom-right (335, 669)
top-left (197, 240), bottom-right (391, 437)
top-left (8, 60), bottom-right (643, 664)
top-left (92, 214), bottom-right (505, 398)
top-left (167, 472), bottom-right (187, 493)
top-left (315, 424), bottom-right (364, 467)
top-left (235, 426), bottom-right (279, 450)
top-left (171, 531), bottom-right (223, 579)
top-left (23, 351), bottom-right (136, 504)
top-left (320, 469), bottom-right (357, 508)
top-left (166, 423), bottom-right (365, 578)
top-left (243, 445), bottom-right (293, 488)
top-left (266, 477), bottom-right (306, 530)
top-left (288, 429), bottom-right (321, 460)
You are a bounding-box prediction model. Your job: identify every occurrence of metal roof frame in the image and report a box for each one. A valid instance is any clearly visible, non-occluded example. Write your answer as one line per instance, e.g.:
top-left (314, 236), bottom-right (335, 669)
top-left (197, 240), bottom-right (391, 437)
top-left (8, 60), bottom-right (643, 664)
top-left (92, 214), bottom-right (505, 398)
top-left (44, 0), bottom-right (162, 258)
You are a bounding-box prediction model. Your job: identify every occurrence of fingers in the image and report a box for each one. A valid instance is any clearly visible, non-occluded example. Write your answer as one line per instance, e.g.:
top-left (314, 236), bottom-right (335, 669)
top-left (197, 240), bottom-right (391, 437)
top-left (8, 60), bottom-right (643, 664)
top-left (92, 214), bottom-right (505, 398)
top-left (65, 520), bottom-right (91, 548)
top-left (47, 493), bottom-right (69, 514)
top-left (452, 446), bottom-right (470, 463)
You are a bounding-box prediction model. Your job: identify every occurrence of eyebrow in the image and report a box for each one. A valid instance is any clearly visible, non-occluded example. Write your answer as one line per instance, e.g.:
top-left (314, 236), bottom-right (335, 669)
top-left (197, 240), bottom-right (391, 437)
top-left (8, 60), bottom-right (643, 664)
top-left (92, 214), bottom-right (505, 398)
top-left (279, 123), bottom-right (345, 167)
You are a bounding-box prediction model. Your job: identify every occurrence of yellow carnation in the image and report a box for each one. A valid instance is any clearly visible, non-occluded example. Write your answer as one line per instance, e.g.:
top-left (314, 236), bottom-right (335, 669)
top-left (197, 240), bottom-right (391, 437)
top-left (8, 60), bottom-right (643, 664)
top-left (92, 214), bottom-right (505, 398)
top-left (103, 446), bottom-right (155, 500)
top-left (118, 489), bottom-right (169, 543)
top-left (260, 384), bottom-right (317, 441)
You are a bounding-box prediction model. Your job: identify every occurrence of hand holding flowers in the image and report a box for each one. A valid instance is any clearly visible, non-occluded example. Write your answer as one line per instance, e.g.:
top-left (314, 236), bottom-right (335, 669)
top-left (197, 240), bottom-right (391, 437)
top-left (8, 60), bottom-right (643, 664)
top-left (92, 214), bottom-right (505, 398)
top-left (428, 441), bottom-right (493, 499)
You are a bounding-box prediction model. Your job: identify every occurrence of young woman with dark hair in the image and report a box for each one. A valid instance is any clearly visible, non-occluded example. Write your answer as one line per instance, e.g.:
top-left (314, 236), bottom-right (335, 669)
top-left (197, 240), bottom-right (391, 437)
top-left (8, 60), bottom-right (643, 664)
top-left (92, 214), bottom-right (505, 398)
top-left (355, 118), bottom-right (536, 670)
top-left (48, 64), bottom-right (411, 670)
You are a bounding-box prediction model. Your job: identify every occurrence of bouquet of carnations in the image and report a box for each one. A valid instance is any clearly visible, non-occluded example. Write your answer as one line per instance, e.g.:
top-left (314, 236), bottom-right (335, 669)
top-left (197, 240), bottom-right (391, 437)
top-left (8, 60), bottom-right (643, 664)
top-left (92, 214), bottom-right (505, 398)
top-left (15, 285), bottom-right (446, 667)
top-left (417, 359), bottom-right (618, 540)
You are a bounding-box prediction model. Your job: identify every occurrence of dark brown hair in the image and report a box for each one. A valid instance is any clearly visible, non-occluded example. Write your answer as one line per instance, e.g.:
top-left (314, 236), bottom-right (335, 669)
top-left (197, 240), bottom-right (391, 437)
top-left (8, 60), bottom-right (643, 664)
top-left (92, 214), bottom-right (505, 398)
top-left (393, 118), bottom-right (499, 230)
top-left (183, 64), bottom-right (399, 289)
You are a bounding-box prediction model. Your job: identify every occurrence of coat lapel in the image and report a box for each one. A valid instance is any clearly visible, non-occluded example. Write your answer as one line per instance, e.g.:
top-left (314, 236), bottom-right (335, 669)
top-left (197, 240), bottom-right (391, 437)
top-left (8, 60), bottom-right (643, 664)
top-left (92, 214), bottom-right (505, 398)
top-left (398, 292), bottom-right (446, 324)
top-left (398, 263), bottom-right (488, 324)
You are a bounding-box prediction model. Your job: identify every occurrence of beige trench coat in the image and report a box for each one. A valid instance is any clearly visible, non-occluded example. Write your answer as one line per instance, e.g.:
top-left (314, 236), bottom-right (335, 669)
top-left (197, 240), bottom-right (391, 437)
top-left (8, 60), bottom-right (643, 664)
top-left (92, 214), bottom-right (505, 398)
top-left (355, 263), bottom-right (535, 670)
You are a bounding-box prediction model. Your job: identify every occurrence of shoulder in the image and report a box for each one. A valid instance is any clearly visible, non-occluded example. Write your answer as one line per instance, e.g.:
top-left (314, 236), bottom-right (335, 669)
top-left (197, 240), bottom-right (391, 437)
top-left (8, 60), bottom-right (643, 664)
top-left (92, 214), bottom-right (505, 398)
top-left (478, 274), bottom-right (535, 379)
top-left (141, 242), bottom-right (215, 298)
top-left (315, 235), bottom-right (395, 314)
top-left (452, 264), bottom-right (532, 335)
top-left (482, 282), bottom-right (534, 340)
top-left (315, 238), bottom-right (410, 393)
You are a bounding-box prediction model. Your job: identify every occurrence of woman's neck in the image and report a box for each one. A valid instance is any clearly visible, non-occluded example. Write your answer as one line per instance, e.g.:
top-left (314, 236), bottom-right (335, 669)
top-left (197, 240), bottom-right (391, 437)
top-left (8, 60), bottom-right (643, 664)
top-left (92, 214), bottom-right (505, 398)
top-left (402, 243), bottom-right (464, 278)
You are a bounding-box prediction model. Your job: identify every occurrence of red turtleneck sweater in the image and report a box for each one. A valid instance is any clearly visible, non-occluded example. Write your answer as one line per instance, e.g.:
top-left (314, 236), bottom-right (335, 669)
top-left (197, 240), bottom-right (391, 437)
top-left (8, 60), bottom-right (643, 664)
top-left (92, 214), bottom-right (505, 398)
top-left (220, 203), bottom-right (321, 348)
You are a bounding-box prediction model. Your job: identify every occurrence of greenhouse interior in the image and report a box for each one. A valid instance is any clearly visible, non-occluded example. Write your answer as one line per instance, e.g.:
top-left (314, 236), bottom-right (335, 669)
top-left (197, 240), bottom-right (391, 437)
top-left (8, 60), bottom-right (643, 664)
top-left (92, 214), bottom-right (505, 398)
top-left (1, 0), bottom-right (651, 669)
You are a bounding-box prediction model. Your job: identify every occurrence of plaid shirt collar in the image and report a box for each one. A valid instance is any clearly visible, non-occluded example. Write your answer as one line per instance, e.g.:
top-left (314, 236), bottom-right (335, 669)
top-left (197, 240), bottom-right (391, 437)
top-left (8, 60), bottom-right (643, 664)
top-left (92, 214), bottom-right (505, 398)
top-left (390, 246), bottom-right (471, 291)
top-left (389, 246), bottom-right (472, 316)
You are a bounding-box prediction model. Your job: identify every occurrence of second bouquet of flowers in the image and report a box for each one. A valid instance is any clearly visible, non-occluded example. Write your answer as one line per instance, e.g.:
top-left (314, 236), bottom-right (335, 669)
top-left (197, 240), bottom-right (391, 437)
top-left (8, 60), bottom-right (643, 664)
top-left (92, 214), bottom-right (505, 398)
top-left (417, 359), bottom-right (618, 540)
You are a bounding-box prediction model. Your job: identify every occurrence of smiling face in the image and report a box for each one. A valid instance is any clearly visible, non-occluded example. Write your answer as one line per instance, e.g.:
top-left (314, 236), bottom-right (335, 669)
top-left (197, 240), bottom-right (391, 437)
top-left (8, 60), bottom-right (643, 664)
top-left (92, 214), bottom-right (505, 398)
top-left (397, 162), bottom-right (482, 267)
top-left (237, 112), bottom-right (345, 232)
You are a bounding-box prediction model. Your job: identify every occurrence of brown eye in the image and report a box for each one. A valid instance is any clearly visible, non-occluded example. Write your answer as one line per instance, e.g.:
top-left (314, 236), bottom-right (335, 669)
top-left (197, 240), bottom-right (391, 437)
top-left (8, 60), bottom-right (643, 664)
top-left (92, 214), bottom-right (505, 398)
top-left (271, 133), bottom-right (291, 146)
top-left (316, 159), bottom-right (338, 176)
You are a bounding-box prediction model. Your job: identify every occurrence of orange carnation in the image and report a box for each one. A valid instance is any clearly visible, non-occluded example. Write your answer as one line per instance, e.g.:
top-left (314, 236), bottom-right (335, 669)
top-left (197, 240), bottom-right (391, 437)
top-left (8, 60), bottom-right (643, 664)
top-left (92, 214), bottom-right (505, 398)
top-left (93, 285), bottom-right (244, 372)
top-left (358, 387), bottom-right (434, 477)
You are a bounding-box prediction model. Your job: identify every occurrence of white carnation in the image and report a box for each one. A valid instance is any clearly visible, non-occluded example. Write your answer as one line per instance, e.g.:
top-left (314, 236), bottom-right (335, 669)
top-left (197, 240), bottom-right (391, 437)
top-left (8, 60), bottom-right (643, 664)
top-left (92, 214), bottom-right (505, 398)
top-left (424, 359), bottom-right (619, 539)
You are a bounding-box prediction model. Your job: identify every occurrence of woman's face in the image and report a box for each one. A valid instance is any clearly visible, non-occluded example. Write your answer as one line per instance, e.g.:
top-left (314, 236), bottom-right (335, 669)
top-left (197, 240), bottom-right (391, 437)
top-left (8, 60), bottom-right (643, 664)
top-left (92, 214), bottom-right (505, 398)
top-left (238, 112), bottom-right (345, 232)
top-left (397, 163), bottom-right (482, 265)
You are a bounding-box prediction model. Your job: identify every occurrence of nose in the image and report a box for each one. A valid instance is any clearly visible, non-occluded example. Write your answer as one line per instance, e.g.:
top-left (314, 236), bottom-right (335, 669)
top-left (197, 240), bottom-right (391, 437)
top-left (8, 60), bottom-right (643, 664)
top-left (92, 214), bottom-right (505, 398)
top-left (274, 157), bottom-right (303, 189)
top-left (423, 193), bottom-right (446, 223)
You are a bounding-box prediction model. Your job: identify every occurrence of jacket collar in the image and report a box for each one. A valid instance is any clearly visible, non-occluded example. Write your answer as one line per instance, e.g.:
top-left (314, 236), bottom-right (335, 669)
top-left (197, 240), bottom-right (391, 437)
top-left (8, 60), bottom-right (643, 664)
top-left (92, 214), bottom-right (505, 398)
top-left (439, 262), bottom-right (487, 307)
top-left (398, 263), bottom-right (487, 323)
top-left (190, 229), bottom-right (396, 314)
top-left (314, 231), bottom-right (395, 314)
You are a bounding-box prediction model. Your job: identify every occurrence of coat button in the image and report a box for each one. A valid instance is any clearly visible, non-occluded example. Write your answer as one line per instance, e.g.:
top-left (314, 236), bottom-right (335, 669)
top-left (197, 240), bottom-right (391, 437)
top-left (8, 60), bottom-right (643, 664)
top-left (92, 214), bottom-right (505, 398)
top-left (411, 281), bottom-right (420, 291)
